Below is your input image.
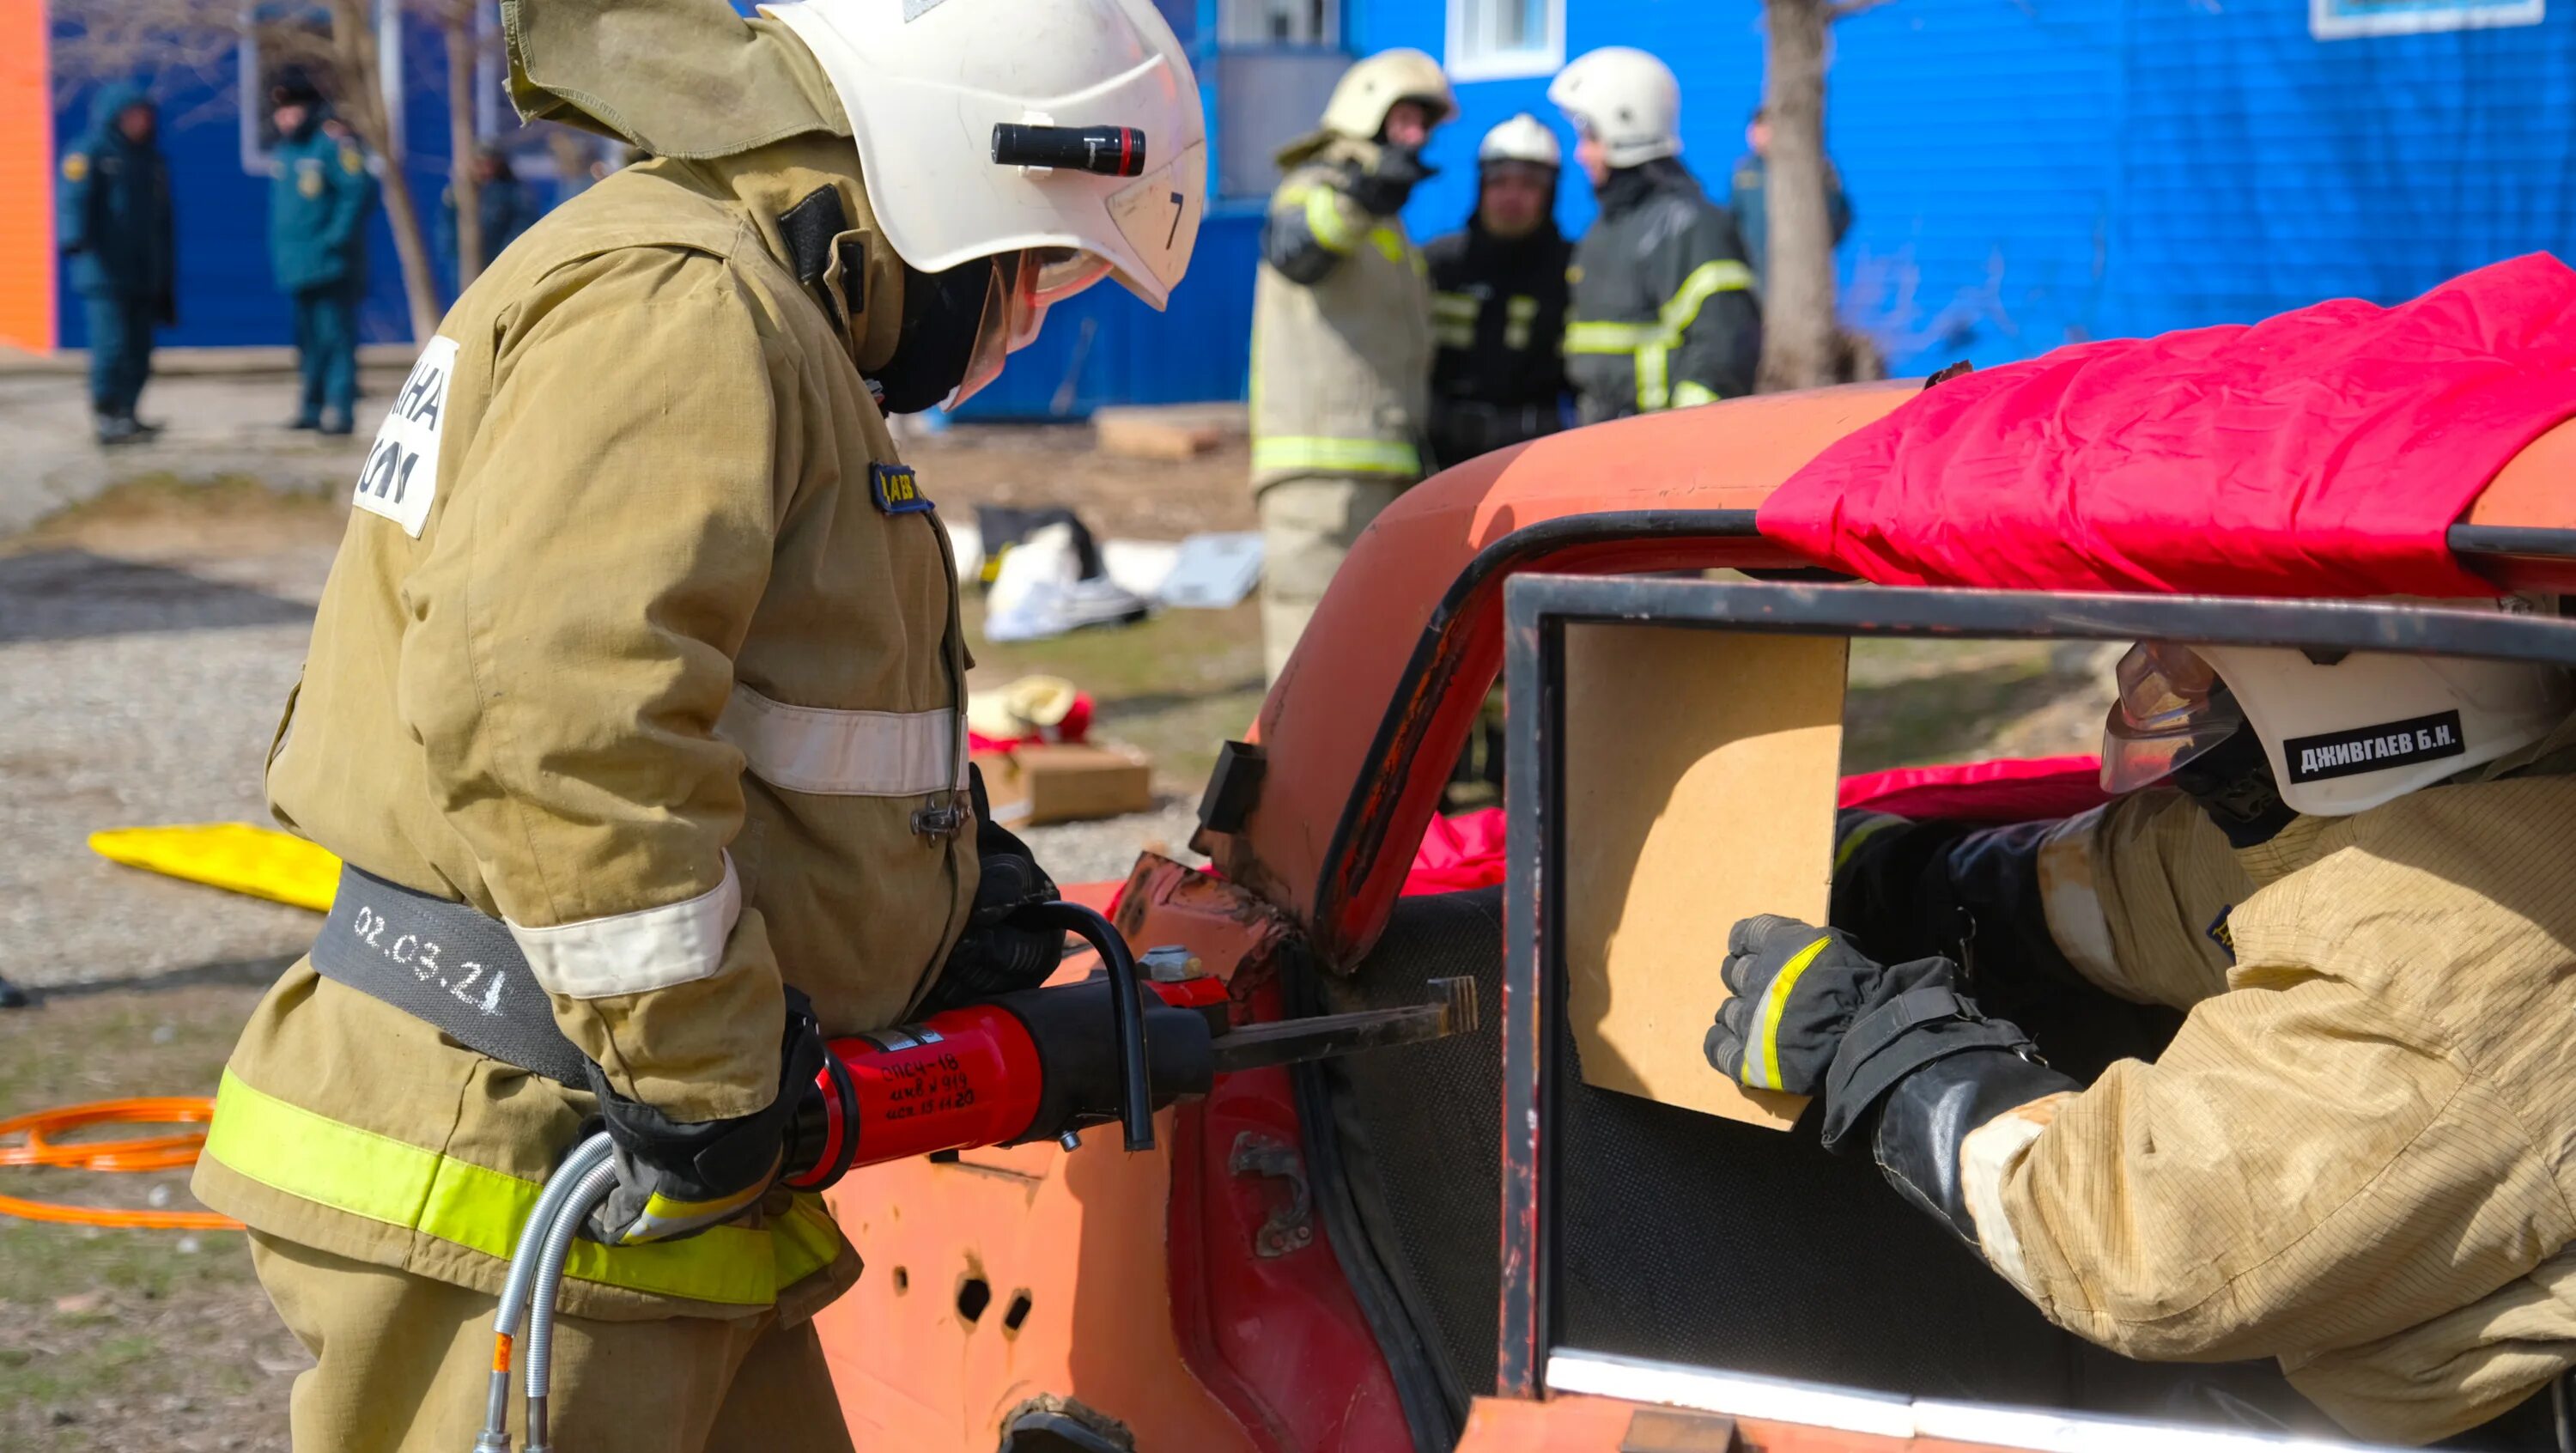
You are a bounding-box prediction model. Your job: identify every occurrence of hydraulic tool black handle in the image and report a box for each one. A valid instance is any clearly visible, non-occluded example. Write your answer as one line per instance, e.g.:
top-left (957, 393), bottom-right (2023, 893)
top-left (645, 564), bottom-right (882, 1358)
top-left (1014, 901), bottom-right (1156, 1152)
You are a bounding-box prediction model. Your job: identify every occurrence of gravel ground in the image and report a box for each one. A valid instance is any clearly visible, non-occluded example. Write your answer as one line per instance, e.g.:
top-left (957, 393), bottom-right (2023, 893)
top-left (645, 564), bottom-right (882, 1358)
top-left (0, 485), bottom-right (1207, 991)
top-left (0, 541), bottom-right (327, 990)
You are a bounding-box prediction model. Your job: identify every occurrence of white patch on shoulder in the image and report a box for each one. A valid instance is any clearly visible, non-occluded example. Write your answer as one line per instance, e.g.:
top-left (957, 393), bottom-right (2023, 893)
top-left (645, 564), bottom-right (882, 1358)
top-left (352, 335), bottom-right (459, 538)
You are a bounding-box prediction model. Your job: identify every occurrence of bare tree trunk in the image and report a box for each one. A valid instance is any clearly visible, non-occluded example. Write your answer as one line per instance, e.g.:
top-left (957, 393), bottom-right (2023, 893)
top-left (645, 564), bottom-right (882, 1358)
top-left (442, 14), bottom-right (482, 290)
top-left (1757, 0), bottom-right (1840, 392)
top-left (326, 0), bottom-right (441, 341)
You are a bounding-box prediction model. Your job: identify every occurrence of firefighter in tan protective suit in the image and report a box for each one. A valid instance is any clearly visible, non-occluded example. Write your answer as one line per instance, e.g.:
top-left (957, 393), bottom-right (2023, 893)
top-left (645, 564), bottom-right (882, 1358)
top-left (1250, 49), bottom-right (1452, 682)
top-left (1710, 608), bottom-right (2576, 1449)
top-left (189, 2), bottom-right (1204, 1449)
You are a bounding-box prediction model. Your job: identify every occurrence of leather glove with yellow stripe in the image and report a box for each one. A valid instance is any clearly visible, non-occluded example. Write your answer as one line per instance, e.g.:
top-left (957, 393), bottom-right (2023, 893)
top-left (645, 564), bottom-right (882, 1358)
top-left (1708, 915), bottom-right (1945, 1097)
top-left (1708, 915), bottom-right (2048, 1152)
top-left (578, 989), bottom-right (827, 1246)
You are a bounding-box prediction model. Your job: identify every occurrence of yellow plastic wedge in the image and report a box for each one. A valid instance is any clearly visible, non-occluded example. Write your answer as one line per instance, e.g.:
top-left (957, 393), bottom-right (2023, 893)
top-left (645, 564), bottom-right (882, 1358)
top-left (88, 824), bottom-right (341, 913)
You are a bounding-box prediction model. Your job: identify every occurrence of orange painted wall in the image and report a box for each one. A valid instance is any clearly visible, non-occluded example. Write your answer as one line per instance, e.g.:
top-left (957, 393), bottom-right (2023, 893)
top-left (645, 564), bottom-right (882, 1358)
top-left (0, 0), bottom-right (56, 353)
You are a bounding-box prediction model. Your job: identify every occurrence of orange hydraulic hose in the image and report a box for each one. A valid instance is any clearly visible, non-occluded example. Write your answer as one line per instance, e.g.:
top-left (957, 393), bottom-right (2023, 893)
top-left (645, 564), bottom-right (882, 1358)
top-left (0, 1097), bottom-right (241, 1230)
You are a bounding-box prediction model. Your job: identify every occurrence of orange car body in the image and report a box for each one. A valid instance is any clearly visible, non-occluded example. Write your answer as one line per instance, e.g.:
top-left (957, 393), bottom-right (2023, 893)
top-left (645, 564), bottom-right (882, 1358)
top-left (816, 386), bottom-right (2576, 1453)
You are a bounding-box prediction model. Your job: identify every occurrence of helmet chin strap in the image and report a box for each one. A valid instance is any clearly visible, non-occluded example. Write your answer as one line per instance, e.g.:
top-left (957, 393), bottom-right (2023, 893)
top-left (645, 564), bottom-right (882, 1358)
top-left (2171, 723), bottom-right (2298, 848)
top-left (870, 255), bottom-right (1005, 416)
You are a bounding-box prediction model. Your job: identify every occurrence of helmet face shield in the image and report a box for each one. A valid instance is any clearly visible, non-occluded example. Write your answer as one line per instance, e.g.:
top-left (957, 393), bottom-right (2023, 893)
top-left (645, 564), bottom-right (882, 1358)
top-left (2099, 641), bottom-right (2246, 795)
top-left (946, 247), bottom-right (1113, 409)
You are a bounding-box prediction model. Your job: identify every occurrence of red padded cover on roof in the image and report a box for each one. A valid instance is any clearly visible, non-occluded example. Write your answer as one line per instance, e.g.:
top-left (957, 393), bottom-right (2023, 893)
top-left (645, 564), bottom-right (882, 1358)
top-left (1758, 254), bottom-right (2576, 599)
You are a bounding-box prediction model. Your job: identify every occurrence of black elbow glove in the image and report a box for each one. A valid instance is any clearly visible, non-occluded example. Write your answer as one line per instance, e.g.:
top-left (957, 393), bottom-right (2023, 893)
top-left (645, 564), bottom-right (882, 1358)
top-left (580, 988), bottom-right (828, 1245)
top-left (1706, 914), bottom-right (2079, 1250)
top-left (915, 763), bottom-right (1067, 1014)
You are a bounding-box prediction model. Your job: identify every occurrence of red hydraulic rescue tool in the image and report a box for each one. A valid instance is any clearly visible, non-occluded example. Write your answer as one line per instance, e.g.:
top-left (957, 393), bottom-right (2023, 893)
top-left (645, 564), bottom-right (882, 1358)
top-left (480, 902), bottom-right (1477, 1451)
top-left (781, 900), bottom-right (1477, 1183)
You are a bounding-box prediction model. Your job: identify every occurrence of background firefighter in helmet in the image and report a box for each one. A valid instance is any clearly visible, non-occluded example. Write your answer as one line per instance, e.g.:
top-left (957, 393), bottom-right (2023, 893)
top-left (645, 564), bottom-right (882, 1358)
top-left (1424, 113), bottom-right (1573, 471)
top-left (1549, 46), bottom-right (1761, 422)
top-left (1707, 613), bottom-right (2576, 1448)
top-left (189, 1), bottom-right (1203, 1448)
top-left (58, 83), bottom-right (175, 447)
top-left (265, 72), bottom-right (378, 436)
top-left (1249, 48), bottom-right (1451, 683)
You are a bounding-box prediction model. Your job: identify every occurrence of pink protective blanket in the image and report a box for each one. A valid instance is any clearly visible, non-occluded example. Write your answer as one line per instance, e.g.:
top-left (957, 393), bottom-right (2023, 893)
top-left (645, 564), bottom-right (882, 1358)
top-left (1759, 254), bottom-right (2576, 599)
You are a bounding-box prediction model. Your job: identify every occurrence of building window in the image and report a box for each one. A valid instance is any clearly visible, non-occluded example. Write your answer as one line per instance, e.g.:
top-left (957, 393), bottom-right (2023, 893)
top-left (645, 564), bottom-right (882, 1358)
top-left (1220, 0), bottom-right (1338, 46)
top-left (1446, 0), bottom-right (1564, 82)
top-left (2311, 0), bottom-right (2543, 37)
top-left (1212, 0), bottom-right (1346, 200)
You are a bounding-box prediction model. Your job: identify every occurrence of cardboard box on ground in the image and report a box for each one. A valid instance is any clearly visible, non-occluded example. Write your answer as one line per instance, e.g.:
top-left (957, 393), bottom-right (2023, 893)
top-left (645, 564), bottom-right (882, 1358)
top-left (1561, 625), bottom-right (1849, 1130)
top-left (973, 744), bottom-right (1157, 826)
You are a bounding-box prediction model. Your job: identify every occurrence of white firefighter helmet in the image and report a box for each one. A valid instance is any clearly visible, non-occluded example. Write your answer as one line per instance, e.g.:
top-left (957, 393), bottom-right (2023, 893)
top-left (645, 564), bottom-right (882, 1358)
top-left (762, 0), bottom-right (1205, 313)
top-left (1319, 48), bottom-right (1455, 142)
top-left (2100, 602), bottom-right (2574, 818)
top-left (1479, 112), bottom-right (1561, 170)
top-left (1547, 46), bottom-right (1682, 168)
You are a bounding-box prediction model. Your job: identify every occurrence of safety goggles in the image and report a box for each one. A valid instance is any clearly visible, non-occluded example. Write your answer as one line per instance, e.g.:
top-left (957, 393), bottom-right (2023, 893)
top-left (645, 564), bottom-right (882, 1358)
top-left (2099, 641), bottom-right (2246, 795)
top-left (949, 247), bottom-right (1115, 410)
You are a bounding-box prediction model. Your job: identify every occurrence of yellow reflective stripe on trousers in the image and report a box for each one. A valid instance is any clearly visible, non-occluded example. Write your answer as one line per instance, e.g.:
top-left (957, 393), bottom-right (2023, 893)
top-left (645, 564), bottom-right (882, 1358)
top-left (1290, 186), bottom-right (1362, 255)
top-left (1251, 436), bottom-right (1421, 475)
top-left (1747, 935), bottom-right (1836, 1091)
top-left (203, 1071), bottom-right (841, 1306)
top-left (1669, 380), bottom-right (1720, 409)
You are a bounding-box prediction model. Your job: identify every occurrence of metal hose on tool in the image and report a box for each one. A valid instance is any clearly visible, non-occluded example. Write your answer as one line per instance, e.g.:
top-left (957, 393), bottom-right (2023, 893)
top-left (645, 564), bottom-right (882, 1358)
top-left (471, 1131), bottom-right (615, 1453)
top-left (522, 1148), bottom-right (621, 1453)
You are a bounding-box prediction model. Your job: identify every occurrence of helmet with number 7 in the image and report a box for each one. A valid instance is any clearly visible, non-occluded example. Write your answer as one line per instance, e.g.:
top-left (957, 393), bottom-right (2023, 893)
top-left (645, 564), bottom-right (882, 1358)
top-left (763, 0), bottom-right (1206, 313)
top-left (2101, 599), bottom-right (2574, 818)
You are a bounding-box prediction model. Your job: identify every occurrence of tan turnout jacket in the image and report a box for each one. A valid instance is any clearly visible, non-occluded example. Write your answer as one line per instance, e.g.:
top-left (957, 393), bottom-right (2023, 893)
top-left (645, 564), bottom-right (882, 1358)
top-left (1249, 137), bottom-right (1432, 491)
top-left (1974, 723), bottom-right (2576, 1443)
top-left (194, 134), bottom-right (976, 1320)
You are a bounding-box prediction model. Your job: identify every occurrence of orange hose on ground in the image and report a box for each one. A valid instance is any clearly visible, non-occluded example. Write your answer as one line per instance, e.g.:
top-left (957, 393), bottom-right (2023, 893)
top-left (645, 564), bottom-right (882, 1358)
top-left (0, 1097), bottom-right (241, 1230)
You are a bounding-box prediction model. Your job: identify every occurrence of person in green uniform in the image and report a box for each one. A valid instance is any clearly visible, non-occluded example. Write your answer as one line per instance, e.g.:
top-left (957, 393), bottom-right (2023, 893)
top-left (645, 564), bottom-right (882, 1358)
top-left (58, 83), bottom-right (175, 447)
top-left (266, 75), bottom-right (377, 435)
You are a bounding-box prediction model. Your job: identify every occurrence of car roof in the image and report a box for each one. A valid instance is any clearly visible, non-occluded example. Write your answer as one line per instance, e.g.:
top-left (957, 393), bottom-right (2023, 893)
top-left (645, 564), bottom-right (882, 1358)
top-left (1200, 382), bottom-right (2576, 966)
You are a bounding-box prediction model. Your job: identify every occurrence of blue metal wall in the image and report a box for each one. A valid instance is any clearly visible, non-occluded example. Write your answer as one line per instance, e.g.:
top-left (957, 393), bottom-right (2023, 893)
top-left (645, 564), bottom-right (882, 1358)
top-left (66, 3), bottom-right (2576, 392)
top-left (1361, 0), bottom-right (2576, 376)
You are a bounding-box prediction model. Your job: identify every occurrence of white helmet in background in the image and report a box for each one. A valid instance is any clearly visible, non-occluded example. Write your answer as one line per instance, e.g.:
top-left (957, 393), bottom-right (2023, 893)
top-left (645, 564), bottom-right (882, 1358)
top-left (764, 0), bottom-right (1204, 315)
top-left (1479, 112), bottom-right (1561, 170)
top-left (1319, 48), bottom-right (1455, 142)
top-left (1548, 46), bottom-right (1682, 168)
top-left (2101, 600), bottom-right (2574, 818)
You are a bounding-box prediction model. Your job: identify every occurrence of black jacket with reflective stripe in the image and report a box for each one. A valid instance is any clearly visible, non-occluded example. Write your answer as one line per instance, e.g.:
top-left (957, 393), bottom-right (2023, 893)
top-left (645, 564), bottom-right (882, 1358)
top-left (1423, 220), bottom-right (1572, 465)
top-left (1565, 161), bottom-right (1762, 423)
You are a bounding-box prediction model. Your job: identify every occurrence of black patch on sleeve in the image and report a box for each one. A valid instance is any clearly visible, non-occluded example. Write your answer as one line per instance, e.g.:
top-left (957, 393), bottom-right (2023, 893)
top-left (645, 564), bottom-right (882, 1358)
top-left (2205, 904), bottom-right (2236, 964)
top-left (2281, 709), bottom-right (2466, 785)
top-left (777, 185), bottom-right (850, 331)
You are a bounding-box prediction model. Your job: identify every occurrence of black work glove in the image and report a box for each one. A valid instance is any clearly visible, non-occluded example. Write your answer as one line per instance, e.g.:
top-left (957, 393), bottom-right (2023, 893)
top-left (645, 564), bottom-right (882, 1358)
top-left (1346, 145), bottom-right (1433, 218)
top-left (914, 764), bottom-right (1067, 1014)
top-left (1704, 915), bottom-right (1952, 1098)
top-left (578, 988), bottom-right (827, 1245)
top-left (155, 292), bottom-right (177, 328)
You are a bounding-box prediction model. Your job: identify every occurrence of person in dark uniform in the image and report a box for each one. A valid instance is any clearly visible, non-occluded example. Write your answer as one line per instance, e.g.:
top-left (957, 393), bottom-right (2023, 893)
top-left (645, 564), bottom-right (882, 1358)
top-left (1730, 105), bottom-right (1852, 289)
top-left (58, 83), bottom-right (175, 447)
top-left (437, 143), bottom-right (543, 282)
top-left (1549, 47), bottom-right (1761, 421)
top-left (1422, 113), bottom-right (1572, 470)
top-left (266, 76), bottom-right (378, 435)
